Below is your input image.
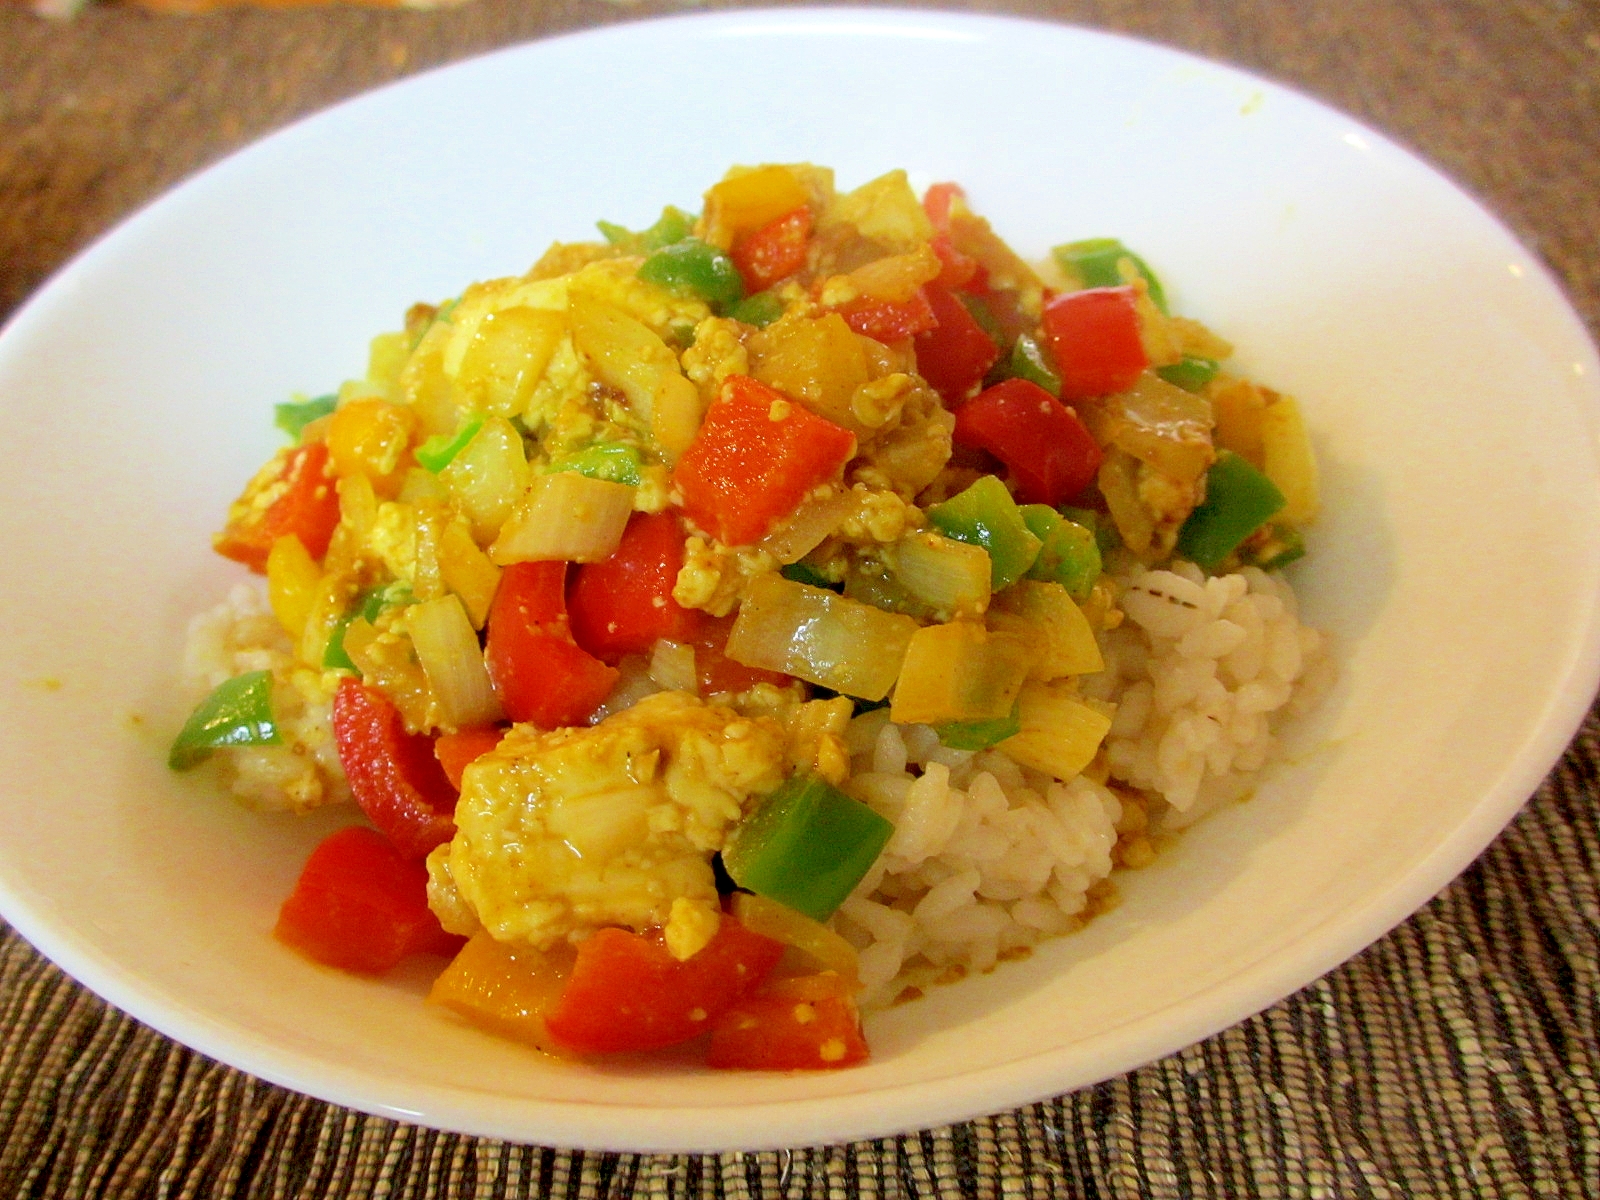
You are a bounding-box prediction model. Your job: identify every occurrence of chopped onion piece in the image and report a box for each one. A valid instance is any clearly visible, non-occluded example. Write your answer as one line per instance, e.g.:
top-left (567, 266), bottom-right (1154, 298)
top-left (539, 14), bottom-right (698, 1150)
top-left (648, 640), bottom-right (698, 693)
top-left (730, 892), bottom-right (860, 987)
top-left (489, 471), bottom-right (635, 564)
top-left (1090, 373), bottom-right (1214, 484)
top-left (757, 489), bottom-right (856, 564)
top-left (406, 595), bottom-right (503, 730)
top-left (727, 574), bottom-right (918, 701)
top-left (891, 531), bottom-right (991, 618)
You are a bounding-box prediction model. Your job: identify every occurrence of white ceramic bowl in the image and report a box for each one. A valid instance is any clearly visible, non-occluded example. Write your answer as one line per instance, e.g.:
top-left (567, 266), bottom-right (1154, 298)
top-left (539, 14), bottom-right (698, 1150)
top-left (1, 9), bottom-right (1597, 1153)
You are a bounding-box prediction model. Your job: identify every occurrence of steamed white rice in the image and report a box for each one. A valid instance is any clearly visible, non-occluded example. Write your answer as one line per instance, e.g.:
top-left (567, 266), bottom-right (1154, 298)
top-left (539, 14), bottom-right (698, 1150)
top-left (836, 560), bottom-right (1331, 1009)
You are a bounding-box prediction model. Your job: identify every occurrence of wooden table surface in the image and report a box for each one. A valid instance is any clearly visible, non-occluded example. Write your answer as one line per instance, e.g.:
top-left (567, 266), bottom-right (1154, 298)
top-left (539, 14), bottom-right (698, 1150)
top-left (3, 0), bottom-right (1598, 338)
top-left (2, 3), bottom-right (1600, 1196)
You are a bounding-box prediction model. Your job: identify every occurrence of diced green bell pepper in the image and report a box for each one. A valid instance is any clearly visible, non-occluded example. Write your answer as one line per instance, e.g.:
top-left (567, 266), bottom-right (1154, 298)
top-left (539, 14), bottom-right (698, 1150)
top-left (1239, 523), bottom-right (1306, 570)
top-left (638, 238), bottom-right (744, 310)
top-left (959, 292), bottom-right (1007, 345)
top-left (935, 701), bottom-right (1023, 751)
top-left (325, 580), bottom-right (415, 671)
top-left (361, 579), bottom-right (415, 623)
top-left (547, 441), bottom-right (643, 487)
top-left (416, 415), bottom-right (484, 473)
top-left (1019, 505), bottom-right (1102, 600)
top-left (1052, 238), bottom-right (1168, 313)
top-left (168, 670), bottom-right (280, 770)
top-left (727, 291), bottom-right (786, 329)
top-left (1156, 356), bottom-right (1221, 393)
top-left (1059, 507), bottom-right (1119, 558)
top-left (927, 475), bottom-right (1041, 591)
top-left (597, 205), bottom-right (696, 253)
top-left (1008, 333), bottom-right (1062, 397)
top-left (274, 394), bottom-right (336, 440)
top-left (1177, 451), bottom-right (1287, 569)
top-left (780, 560), bottom-right (839, 590)
top-left (722, 774), bottom-right (894, 923)
top-left (323, 612), bottom-right (359, 672)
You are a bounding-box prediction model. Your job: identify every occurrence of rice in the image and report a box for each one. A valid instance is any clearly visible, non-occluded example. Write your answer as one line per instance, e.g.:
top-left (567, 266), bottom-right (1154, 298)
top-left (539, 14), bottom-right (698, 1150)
top-left (838, 559), bottom-right (1331, 1009)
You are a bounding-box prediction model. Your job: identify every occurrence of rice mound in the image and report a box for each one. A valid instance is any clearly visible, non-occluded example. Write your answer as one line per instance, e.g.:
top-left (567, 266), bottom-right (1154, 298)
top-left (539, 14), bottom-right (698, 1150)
top-left (839, 560), bottom-right (1331, 1009)
top-left (838, 715), bottom-right (1124, 1009)
top-left (1084, 561), bottom-right (1333, 823)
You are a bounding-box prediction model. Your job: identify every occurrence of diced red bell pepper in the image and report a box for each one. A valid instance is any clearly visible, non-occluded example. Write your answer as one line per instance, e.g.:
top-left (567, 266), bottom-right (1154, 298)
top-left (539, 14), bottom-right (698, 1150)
top-left (953, 378), bottom-right (1104, 506)
top-left (1039, 285), bottom-right (1149, 401)
top-left (214, 442), bottom-right (342, 573)
top-left (568, 512), bottom-right (701, 664)
top-left (914, 283), bottom-right (1000, 404)
top-left (731, 205), bottom-right (813, 294)
top-left (485, 561), bottom-right (619, 728)
top-left (672, 374), bottom-right (857, 547)
top-left (433, 725), bottom-right (506, 791)
top-left (834, 289), bottom-right (939, 342)
top-left (707, 973), bottom-right (869, 1070)
top-left (331, 678), bottom-right (459, 860)
top-left (275, 825), bottom-right (463, 974)
top-left (930, 234), bottom-right (983, 292)
top-left (922, 181), bottom-right (965, 232)
top-left (543, 916), bottom-right (785, 1054)
top-left (689, 614), bottom-right (791, 694)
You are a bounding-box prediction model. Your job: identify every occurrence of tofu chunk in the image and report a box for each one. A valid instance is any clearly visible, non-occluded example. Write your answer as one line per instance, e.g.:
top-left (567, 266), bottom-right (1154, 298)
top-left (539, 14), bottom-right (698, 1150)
top-left (428, 691), bottom-right (787, 957)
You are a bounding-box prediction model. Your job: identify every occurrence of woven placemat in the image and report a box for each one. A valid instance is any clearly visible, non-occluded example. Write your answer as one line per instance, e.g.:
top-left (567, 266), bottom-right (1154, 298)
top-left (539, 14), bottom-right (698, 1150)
top-left (0, 701), bottom-right (1594, 1199)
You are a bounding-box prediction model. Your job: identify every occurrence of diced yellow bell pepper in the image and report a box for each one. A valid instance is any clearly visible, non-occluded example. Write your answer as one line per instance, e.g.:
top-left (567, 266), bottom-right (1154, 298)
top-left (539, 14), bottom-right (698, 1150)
top-left (889, 620), bottom-right (1030, 726)
top-left (438, 518), bottom-right (502, 629)
top-left (325, 397), bottom-right (416, 497)
top-left (265, 534), bottom-right (321, 640)
top-left (998, 681), bottom-right (1114, 781)
top-left (989, 580), bottom-right (1105, 679)
top-left (703, 165), bottom-right (810, 247)
top-left (1208, 378), bottom-right (1269, 467)
top-left (1260, 395), bottom-right (1320, 525)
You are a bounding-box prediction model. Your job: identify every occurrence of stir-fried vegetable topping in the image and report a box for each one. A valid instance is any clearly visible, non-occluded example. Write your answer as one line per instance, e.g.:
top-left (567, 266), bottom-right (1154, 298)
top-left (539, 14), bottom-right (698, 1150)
top-left (172, 162), bottom-right (1324, 1073)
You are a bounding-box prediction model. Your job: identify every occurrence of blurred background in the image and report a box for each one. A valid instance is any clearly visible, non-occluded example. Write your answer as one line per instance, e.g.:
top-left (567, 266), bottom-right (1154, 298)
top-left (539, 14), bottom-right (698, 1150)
top-left (2, 0), bottom-right (1598, 337)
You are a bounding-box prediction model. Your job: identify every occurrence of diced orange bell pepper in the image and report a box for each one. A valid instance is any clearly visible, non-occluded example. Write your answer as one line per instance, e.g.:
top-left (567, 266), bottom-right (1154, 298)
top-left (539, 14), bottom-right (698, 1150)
top-left (428, 931), bottom-right (577, 1055)
top-left (834, 289), bottom-right (939, 342)
top-left (433, 725), bottom-right (506, 791)
top-left (922, 181), bottom-right (965, 232)
top-left (707, 972), bottom-right (870, 1070)
top-left (324, 397), bottom-right (416, 497)
top-left (672, 375), bottom-right (857, 547)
